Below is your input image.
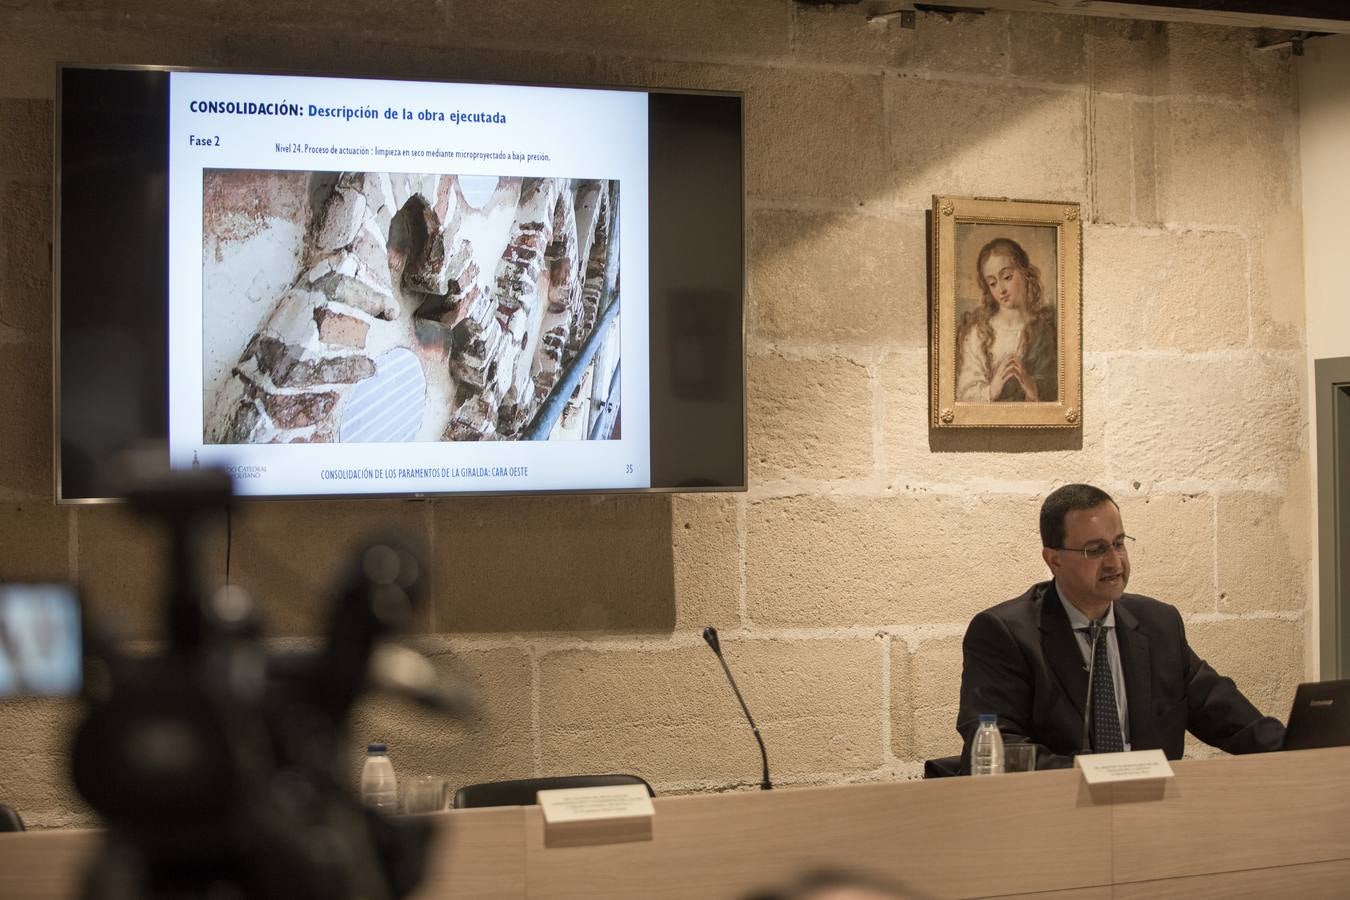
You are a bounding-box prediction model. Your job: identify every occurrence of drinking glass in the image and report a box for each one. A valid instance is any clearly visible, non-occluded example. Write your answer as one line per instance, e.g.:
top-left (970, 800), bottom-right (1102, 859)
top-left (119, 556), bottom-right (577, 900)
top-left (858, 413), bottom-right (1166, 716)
top-left (402, 775), bottom-right (447, 814)
top-left (1004, 743), bottom-right (1037, 773)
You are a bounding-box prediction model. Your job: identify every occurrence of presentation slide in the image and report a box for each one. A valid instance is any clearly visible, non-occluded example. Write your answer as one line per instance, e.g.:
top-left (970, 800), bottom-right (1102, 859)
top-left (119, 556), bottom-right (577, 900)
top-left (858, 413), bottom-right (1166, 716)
top-left (165, 71), bottom-right (650, 497)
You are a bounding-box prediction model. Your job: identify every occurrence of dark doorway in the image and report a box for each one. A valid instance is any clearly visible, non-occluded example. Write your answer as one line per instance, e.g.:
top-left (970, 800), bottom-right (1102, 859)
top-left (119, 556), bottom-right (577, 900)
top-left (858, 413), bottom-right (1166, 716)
top-left (1316, 357), bottom-right (1350, 678)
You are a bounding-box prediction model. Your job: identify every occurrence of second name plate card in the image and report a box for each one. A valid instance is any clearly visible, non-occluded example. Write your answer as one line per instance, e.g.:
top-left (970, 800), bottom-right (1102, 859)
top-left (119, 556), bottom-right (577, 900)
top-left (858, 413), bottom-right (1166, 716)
top-left (537, 784), bottom-right (655, 848)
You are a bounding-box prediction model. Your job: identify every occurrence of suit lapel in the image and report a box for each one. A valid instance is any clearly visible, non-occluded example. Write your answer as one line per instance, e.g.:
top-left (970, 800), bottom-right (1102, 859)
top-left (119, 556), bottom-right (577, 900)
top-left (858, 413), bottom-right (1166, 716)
top-left (1113, 600), bottom-right (1155, 750)
top-left (1039, 584), bottom-right (1089, 719)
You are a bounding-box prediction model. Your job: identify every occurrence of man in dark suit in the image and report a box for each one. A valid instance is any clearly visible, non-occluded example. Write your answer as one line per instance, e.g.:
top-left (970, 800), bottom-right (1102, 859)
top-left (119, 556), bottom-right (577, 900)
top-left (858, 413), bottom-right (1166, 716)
top-left (957, 483), bottom-right (1285, 771)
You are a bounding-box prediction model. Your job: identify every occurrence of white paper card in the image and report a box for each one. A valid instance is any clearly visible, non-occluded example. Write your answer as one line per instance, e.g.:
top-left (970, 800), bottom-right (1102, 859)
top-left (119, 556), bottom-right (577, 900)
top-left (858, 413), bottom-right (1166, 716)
top-left (537, 784), bottom-right (655, 825)
top-left (1075, 748), bottom-right (1175, 784)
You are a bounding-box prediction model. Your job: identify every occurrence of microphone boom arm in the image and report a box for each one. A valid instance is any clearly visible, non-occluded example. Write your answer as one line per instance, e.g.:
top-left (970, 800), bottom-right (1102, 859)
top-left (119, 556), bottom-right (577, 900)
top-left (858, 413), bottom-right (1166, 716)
top-left (703, 627), bottom-right (772, 791)
top-left (1081, 620), bottom-right (1101, 756)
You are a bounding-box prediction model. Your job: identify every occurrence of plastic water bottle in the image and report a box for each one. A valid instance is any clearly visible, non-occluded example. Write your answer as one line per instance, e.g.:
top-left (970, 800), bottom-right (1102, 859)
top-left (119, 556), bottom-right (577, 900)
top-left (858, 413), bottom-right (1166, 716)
top-left (361, 742), bottom-right (398, 813)
top-left (971, 714), bottom-right (1005, 776)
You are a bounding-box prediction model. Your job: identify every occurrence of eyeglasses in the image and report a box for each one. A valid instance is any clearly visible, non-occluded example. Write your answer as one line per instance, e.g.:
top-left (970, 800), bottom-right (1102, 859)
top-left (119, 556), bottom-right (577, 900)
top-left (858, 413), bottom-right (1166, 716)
top-left (1054, 535), bottom-right (1135, 560)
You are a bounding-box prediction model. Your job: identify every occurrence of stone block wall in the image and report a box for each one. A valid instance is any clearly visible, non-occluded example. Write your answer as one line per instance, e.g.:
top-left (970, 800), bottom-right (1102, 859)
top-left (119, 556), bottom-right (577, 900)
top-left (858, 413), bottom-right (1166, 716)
top-left (0, 1), bottom-right (1310, 827)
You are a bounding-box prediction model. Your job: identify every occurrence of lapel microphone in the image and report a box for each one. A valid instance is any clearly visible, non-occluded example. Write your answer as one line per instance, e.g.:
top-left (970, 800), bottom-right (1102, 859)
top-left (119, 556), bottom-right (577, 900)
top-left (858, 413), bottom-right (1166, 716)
top-left (702, 626), bottom-right (773, 790)
top-left (1081, 619), bottom-right (1104, 755)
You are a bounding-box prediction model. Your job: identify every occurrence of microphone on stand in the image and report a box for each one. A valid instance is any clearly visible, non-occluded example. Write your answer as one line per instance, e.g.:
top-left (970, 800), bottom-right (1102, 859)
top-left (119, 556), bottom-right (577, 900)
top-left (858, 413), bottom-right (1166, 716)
top-left (1080, 620), bottom-right (1103, 755)
top-left (702, 626), bottom-right (773, 790)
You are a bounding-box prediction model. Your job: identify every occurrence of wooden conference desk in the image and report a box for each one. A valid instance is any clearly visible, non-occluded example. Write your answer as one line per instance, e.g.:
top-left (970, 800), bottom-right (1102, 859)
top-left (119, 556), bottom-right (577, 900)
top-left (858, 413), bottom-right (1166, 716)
top-left (5, 747), bottom-right (1350, 898)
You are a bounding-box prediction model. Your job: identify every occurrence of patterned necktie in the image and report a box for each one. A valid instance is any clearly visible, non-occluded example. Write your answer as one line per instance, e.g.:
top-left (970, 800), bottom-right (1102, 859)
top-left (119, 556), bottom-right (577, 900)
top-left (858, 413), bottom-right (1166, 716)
top-left (1086, 624), bottom-right (1124, 753)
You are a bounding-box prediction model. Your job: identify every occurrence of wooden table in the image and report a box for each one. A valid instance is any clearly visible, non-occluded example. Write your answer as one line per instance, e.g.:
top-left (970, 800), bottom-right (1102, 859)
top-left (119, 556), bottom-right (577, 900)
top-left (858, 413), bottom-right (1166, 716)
top-left (5, 747), bottom-right (1349, 898)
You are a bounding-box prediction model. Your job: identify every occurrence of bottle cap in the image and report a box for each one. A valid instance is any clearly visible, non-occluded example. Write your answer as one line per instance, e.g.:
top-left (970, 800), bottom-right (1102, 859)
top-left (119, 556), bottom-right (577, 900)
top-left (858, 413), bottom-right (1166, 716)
top-left (978, 713), bottom-right (997, 724)
top-left (367, 742), bottom-right (388, 754)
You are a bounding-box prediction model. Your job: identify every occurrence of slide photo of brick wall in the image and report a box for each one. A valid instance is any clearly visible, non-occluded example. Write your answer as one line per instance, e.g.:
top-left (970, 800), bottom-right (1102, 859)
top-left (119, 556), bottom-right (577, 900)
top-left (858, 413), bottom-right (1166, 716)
top-left (201, 169), bottom-right (621, 444)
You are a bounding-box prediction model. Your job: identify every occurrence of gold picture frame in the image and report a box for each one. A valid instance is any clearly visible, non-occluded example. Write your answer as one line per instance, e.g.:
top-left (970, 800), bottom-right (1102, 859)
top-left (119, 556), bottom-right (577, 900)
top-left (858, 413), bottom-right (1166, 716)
top-left (930, 195), bottom-right (1082, 429)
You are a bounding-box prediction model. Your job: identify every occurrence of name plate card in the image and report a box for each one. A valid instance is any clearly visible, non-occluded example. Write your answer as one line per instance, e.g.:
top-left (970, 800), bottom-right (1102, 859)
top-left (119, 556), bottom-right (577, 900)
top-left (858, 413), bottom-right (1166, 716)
top-left (537, 785), bottom-right (655, 848)
top-left (1075, 748), bottom-right (1175, 785)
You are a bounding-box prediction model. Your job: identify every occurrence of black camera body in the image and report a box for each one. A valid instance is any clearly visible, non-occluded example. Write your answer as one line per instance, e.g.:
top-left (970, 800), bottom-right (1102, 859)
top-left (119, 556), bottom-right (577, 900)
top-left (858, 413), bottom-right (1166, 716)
top-left (70, 469), bottom-right (440, 899)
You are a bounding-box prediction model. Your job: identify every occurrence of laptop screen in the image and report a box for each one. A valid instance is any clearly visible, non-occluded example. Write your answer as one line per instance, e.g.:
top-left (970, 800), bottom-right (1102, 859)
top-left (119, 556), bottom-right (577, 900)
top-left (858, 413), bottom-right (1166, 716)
top-left (1283, 679), bottom-right (1350, 751)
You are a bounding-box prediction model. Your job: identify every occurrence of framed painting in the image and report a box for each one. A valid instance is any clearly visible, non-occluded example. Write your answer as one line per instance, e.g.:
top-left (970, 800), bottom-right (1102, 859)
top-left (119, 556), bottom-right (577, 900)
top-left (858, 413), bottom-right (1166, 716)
top-left (930, 195), bottom-right (1082, 429)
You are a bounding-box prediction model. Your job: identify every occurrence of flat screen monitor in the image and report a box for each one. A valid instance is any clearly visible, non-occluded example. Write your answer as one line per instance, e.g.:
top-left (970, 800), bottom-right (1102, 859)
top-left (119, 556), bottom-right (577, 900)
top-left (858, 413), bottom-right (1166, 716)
top-left (56, 65), bottom-right (744, 501)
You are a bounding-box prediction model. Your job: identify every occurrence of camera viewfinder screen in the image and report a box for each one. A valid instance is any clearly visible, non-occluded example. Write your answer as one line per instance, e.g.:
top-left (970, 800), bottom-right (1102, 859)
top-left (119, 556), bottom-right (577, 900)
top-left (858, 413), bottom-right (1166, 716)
top-left (0, 584), bottom-right (82, 697)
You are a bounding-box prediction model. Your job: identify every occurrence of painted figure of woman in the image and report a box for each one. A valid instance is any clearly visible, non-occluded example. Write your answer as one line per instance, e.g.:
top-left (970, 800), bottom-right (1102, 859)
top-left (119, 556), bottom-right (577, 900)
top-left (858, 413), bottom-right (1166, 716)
top-left (956, 237), bottom-right (1057, 403)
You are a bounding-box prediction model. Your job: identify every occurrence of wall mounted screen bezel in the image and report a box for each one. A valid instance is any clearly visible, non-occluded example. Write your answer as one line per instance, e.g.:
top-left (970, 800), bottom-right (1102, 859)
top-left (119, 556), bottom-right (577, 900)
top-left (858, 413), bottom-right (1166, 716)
top-left (55, 64), bottom-right (745, 502)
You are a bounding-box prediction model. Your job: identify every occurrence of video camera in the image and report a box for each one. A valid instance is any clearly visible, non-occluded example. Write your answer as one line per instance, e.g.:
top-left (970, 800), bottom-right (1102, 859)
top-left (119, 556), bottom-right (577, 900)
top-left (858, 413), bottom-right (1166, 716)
top-left (1, 468), bottom-right (466, 898)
